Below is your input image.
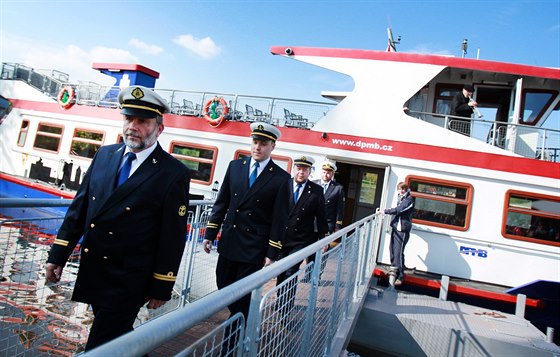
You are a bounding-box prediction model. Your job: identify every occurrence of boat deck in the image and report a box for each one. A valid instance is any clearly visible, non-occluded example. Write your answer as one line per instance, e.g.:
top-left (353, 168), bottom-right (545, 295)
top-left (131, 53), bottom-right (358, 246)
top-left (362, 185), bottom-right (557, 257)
top-left (350, 284), bottom-right (560, 356)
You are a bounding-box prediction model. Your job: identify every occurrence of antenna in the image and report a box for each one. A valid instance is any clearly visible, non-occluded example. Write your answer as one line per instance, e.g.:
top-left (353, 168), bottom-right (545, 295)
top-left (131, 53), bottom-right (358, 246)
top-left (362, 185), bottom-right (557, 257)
top-left (387, 27), bottom-right (401, 52)
top-left (461, 38), bottom-right (468, 58)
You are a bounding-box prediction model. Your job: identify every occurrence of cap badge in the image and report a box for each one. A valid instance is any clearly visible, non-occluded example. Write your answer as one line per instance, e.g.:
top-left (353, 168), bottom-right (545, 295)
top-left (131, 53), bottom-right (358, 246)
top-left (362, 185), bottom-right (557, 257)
top-left (301, 156), bottom-right (307, 161)
top-left (131, 87), bottom-right (145, 99)
top-left (257, 124), bottom-right (264, 131)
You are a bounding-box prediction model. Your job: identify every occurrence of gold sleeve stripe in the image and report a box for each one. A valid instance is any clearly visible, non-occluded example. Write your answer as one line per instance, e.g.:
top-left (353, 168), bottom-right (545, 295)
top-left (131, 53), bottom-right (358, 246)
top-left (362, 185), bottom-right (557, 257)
top-left (53, 239), bottom-right (69, 247)
top-left (269, 240), bottom-right (282, 249)
top-left (153, 272), bottom-right (177, 282)
top-left (207, 223), bottom-right (219, 228)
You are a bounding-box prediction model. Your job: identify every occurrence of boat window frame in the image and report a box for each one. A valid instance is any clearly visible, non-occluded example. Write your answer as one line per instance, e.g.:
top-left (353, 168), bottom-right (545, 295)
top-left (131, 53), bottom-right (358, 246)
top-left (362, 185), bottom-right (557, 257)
top-left (519, 88), bottom-right (559, 125)
top-left (69, 127), bottom-right (105, 160)
top-left (33, 122), bottom-right (64, 154)
top-left (432, 83), bottom-right (464, 115)
top-left (17, 119), bottom-right (30, 147)
top-left (406, 175), bottom-right (473, 231)
top-left (169, 141), bottom-right (218, 186)
top-left (234, 150), bottom-right (293, 173)
top-left (502, 190), bottom-right (560, 247)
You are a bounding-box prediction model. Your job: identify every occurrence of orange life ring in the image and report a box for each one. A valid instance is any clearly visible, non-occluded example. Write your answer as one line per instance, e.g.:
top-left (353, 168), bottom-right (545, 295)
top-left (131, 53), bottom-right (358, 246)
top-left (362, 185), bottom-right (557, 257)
top-left (203, 97), bottom-right (229, 127)
top-left (57, 86), bottom-right (75, 109)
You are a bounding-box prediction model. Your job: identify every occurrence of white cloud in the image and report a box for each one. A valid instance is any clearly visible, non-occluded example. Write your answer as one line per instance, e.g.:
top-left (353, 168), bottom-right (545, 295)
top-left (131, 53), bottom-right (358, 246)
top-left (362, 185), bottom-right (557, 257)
top-left (173, 34), bottom-right (221, 59)
top-left (129, 38), bottom-right (163, 55)
top-left (0, 33), bottom-right (138, 86)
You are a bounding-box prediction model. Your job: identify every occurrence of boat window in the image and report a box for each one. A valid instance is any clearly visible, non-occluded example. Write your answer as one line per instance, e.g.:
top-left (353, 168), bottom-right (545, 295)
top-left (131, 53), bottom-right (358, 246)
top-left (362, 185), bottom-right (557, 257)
top-left (69, 129), bottom-right (104, 159)
top-left (17, 119), bottom-right (29, 147)
top-left (433, 84), bottom-right (463, 115)
top-left (407, 176), bottom-right (473, 231)
top-left (503, 190), bottom-right (560, 246)
top-left (234, 150), bottom-right (293, 173)
top-left (520, 89), bottom-right (558, 125)
top-left (33, 123), bottom-right (63, 153)
top-left (170, 142), bottom-right (217, 185)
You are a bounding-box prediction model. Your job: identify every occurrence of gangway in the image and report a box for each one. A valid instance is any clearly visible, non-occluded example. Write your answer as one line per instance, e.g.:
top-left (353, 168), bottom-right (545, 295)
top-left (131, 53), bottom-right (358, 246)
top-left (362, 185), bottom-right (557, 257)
top-left (0, 198), bottom-right (382, 356)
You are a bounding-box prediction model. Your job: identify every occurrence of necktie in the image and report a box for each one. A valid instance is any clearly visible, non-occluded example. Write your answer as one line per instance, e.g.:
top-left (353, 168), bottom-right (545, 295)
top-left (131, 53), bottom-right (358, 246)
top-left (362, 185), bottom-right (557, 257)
top-left (294, 183), bottom-right (302, 203)
top-left (116, 152), bottom-right (136, 187)
top-left (249, 162), bottom-right (259, 187)
top-left (323, 182), bottom-right (328, 194)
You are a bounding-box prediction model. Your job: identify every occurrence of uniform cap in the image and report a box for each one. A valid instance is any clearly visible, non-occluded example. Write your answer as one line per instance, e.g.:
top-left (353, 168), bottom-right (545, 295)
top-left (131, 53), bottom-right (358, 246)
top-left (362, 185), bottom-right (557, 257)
top-left (322, 160), bottom-right (337, 172)
top-left (118, 85), bottom-right (170, 118)
top-left (463, 84), bottom-right (474, 92)
top-left (293, 155), bottom-right (315, 167)
top-left (250, 122), bottom-right (281, 141)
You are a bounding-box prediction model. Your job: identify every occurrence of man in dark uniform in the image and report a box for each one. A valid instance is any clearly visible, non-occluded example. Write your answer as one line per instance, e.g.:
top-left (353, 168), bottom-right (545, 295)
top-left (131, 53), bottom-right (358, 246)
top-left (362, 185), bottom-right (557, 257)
top-left (45, 85), bottom-right (191, 351)
top-left (450, 84), bottom-right (478, 136)
top-left (383, 182), bottom-right (415, 286)
top-left (315, 160), bottom-right (345, 247)
top-left (276, 155), bottom-right (329, 316)
top-left (202, 122), bottom-right (290, 322)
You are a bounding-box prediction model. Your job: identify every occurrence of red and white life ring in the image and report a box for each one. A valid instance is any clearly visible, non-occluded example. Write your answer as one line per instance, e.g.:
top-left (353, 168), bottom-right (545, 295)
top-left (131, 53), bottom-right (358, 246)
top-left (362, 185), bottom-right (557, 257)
top-left (57, 86), bottom-right (75, 109)
top-left (203, 97), bottom-right (229, 127)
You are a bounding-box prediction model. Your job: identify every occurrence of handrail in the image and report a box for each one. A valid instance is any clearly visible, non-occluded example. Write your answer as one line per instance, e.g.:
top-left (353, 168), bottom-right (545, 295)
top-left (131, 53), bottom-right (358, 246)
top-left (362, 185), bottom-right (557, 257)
top-left (407, 109), bottom-right (560, 161)
top-left (83, 214), bottom-right (381, 356)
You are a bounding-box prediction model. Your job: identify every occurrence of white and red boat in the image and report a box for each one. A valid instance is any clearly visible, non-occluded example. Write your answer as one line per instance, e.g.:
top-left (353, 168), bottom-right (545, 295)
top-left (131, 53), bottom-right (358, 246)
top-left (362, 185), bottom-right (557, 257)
top-left (1, 43), bottom-right (558, 303)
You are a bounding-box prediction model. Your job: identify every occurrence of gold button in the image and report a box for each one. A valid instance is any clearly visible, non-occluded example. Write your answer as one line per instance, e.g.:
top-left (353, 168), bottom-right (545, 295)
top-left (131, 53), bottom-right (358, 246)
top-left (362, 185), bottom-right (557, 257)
top-left (109, 232), bottom-right (113, 235)
top-left (92, 196), bottom-right (96, 200)
top-left (90, 223), bottom-right (95, 228)
top-left (125, 207), bottom-right (131, 211)
top-left (103, 256), bottom-right (108, 260)
top-left (236, 209), bottom-right (239, 212)
top-left (233, 225), bottom-right (236, 228)
top-left (84, 248), bottom-right (89, 253)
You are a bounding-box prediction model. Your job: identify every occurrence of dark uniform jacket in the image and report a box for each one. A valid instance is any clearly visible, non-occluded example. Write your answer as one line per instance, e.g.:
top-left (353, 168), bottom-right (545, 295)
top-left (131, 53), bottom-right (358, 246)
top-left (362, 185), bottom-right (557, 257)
top-left (451, 91), bottom-right (474, 118)
top-left (384, 190), bottom-right (415, 233)
top-left (48, 143), bottom-right (190, 307)
top-left (204, 157), bottom-right (290, 263)
top-left (316, 179), bottom-right (345, 233)
top-left (284, 180), bottom-right (329, 250)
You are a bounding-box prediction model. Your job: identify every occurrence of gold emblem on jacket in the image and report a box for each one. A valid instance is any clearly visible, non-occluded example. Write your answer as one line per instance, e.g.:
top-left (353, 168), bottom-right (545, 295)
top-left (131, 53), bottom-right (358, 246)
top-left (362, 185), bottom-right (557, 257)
top-left (178, 205), bottom-right (187, 216)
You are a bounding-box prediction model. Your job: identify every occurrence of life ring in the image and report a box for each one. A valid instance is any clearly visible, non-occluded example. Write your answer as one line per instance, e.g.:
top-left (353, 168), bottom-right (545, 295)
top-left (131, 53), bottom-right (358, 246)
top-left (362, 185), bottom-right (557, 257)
top-left (57, 86), bottom-right (75, 109)
top-left (203, 97), bottom-right (229, 127)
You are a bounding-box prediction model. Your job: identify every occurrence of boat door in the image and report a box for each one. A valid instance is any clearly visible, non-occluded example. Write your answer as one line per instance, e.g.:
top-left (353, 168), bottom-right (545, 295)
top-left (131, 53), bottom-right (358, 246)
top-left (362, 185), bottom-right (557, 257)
top-left (334, 163), bottom-right (386, 225)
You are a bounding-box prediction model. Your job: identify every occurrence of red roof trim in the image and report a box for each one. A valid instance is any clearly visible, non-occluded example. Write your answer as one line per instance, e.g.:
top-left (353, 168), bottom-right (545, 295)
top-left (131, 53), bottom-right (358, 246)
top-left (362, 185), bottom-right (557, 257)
top-left (91, 63), bottom-right (160, 79)
top-left (270, 46), bottom-right (560, 80)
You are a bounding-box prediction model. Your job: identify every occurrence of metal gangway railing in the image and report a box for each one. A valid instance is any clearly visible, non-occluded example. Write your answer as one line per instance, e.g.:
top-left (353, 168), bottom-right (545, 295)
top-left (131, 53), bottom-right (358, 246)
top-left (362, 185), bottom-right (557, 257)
top-left (0, 198), bottom-right (383, 356)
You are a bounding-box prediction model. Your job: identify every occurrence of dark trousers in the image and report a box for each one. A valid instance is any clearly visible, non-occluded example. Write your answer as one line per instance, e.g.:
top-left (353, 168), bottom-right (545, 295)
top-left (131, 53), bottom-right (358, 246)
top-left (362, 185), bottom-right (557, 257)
top-left (389, 229), bottom-right (410, 280)
top-left (216, 255), bottom-right (262, 319)
top-left (85, 303), bottom-right (142, 351)
top-left (215, 255), bottom-right (262, 355)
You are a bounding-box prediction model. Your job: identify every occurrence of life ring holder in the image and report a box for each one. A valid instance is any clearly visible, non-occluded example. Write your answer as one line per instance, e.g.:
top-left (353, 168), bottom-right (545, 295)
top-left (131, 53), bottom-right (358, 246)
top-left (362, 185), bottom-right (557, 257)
top-left (203, 97), bottom-right (229, 127)
top-left (57, 86), bottom-right (75, 109)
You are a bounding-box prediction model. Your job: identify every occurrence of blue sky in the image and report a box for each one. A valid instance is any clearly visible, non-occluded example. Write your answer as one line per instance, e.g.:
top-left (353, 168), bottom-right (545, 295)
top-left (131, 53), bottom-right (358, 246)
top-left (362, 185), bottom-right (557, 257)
top-left (1, 0), bottom-right (559, 104)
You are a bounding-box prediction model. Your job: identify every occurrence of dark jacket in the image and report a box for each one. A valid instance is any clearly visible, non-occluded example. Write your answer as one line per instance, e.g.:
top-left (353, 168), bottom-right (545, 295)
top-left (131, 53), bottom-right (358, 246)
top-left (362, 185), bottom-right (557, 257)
top-left (284, 180), bottom-right (329, 250)
top-left (384, 190), bottom-right (415, 233)
top-left (316, 180), bottom-right (345, 233)
top-left (451, 91), bottom-right (474, 118)
top-left (48, 143), bottom-right (190, 307)
top-left (204, 157), bottom-right (290, 263)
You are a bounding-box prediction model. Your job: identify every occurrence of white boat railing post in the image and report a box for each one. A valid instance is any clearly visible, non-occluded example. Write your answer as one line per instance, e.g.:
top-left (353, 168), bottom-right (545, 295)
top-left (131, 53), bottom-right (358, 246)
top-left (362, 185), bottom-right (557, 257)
top-left (439, 275), bottom-right (450, 301)
top-left (515, 293), bottom-right (526, 317)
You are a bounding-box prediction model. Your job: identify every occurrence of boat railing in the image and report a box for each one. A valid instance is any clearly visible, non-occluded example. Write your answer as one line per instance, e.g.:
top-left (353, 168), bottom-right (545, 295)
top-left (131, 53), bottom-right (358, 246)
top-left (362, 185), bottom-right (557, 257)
top-left (1, 62), bottom-right (67, 99)
top-left (0, 62), bottom-right (336, 130)
top-left (0, 198), bottom-right (382, 356)
top-left (408, 109), bottom-right (560, 162)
